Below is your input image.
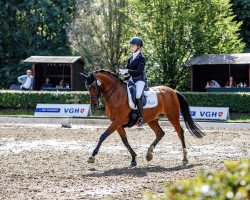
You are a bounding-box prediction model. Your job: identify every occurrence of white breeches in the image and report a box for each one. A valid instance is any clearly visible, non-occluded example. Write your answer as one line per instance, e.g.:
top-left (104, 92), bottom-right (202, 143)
top-left (135, 81), bottom-right (145, 98)
top-left (129, 77), bottom-right (145, 99)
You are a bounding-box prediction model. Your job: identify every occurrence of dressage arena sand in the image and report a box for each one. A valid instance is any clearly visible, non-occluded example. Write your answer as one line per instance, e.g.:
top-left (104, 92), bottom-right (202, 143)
top-left (0, 122), bottom-right (249, 200)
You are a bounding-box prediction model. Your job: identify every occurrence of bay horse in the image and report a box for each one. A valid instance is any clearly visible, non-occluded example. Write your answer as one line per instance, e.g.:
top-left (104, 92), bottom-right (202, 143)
top-left (83, 70), bottom-right (204, 167)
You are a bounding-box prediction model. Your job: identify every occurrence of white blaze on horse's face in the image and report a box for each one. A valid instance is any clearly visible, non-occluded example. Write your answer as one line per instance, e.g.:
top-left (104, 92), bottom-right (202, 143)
top-left (97, 80), bottom-right (101, 86)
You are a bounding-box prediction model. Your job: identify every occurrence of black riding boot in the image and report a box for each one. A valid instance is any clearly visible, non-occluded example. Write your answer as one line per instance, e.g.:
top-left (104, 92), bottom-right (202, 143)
top-left (136, 98), bottom-right (144, 126)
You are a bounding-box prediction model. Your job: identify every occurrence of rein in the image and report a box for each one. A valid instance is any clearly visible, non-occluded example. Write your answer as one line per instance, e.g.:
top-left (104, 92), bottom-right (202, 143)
top-left (101, 78), bottom-right (119, 100)
top-left (91, 77), bottom-right (119, 101)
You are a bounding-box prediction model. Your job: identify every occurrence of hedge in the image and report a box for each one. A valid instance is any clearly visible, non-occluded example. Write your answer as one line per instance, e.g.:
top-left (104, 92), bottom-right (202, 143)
top-left (144, 159), bottom-right (250, 200)
top-left (0, 90), bottom-right (249, 113)
top-left (182, 92), bottom-right (250, 113)
top-left (0, 90), bottom-right (90, 109)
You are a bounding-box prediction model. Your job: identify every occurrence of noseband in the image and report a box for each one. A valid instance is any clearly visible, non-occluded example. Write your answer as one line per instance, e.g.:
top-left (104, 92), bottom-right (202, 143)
top-left (85, 79), bottom-right (101, 102)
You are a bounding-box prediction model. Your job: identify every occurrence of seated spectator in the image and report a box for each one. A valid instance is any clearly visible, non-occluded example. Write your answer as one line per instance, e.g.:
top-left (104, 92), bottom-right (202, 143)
top-left (225, 76), bottom-right (236, 88)
top-left (211, 80), bottom-right (221, 88)
top-left (205, 81), bottom-right (213, 89)
top-left (205, 80), bottom-right (221, 89)
top-left (57, 79), bottom-right (66, 88)
top-left (41, 78), bottom-right (53, 89)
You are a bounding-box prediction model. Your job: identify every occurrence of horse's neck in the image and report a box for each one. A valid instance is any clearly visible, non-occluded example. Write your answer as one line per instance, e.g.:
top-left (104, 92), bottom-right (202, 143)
top-left (96, 73), bottom-right (126, 103)
top-left (95, 74), bottom-right (115, 88)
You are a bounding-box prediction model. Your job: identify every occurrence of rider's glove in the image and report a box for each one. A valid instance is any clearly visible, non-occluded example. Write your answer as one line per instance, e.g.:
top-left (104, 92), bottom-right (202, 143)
top-left (119, 69), bottom-right (128, 75)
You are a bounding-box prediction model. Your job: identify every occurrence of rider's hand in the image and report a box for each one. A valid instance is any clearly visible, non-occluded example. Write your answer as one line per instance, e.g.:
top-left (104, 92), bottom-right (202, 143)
top-left (119, 69), bottom-right (128, 75)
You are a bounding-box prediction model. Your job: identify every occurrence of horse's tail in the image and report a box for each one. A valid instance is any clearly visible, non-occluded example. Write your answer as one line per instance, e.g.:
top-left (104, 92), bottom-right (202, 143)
top-left (176, 92), bottom-right (205, 138)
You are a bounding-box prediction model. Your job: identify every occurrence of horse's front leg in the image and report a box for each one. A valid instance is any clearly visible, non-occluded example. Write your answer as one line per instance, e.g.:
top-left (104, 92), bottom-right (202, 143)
top-left (88, 121), bottom-right (119, 163)
top-left (117, 127), bottom-right (137, 167)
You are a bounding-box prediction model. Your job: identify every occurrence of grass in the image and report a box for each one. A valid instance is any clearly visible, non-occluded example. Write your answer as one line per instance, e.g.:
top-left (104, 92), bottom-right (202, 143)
top-left (229, 112), bottom-right (250, 122)
top-left (0, 109), bottom-right (249, 122)
top-left (0, 109), bottom-right (34, 116)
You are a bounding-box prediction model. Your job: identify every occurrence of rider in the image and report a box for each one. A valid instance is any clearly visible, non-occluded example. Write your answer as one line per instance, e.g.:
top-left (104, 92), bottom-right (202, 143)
top-left (119, 37), bottom-right (146, 126)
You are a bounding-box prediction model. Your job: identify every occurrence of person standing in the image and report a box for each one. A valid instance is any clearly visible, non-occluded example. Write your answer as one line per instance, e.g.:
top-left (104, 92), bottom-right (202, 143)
top-left (17, 70), bottom-right (34, 90)
top-left (119, 37), bottom-right (146, 126)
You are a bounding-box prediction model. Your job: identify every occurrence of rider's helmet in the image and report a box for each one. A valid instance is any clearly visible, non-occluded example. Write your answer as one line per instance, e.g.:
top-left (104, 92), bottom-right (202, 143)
top-left (129, 37), bottom-right (143, 48)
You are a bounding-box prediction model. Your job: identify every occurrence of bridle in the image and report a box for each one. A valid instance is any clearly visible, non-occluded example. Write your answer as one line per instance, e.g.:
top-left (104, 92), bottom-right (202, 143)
top-left (86, 75), bottom-right (119, 102)
top-left (86, 79), bottom-right (101, 102)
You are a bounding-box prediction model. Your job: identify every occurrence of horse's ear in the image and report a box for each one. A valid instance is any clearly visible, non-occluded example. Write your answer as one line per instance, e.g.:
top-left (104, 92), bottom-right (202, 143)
top-left (89, 73), bottom-right (95, 79)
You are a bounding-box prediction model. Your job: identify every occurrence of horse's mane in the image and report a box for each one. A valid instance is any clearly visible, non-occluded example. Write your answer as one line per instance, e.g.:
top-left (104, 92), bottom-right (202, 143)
top-left (93, 69), bottom-right (126, 85)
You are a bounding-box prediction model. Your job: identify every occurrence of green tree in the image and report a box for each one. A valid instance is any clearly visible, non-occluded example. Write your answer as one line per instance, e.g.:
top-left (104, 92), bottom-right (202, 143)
top-left (129, 0), bottom-right (245, 90)
top-left (68, 0), bottom-right (128, 72)
top-left (231, 0), bottom-right (250, 52)
top-left (0, 0), bottom-right (75, 88)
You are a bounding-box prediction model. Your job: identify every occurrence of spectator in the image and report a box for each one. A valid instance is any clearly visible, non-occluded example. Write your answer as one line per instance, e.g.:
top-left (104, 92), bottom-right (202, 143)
top-left (17, 70), bottom-right (34, 90)
top-left (205, 81), bottom-right (213, 89)
top-left (41, 78), bottom-right (53, 89)
top-left (211, 80), bottom-right (221, 88)
top-left (205, 80), bottom-right (221, 89)
top-left (225, 76), bottom-right (236, 88)
top-left (57, 79), bottom-right (66, 88)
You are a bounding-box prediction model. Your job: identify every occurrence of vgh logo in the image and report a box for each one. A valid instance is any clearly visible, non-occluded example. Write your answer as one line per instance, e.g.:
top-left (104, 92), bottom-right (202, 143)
top-left (64, 108), bottom-right (85, 113)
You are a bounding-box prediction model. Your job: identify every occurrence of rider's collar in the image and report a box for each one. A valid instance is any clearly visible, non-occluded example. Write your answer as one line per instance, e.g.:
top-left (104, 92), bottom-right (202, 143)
top-left (132, 51), bottom-right (141, 60)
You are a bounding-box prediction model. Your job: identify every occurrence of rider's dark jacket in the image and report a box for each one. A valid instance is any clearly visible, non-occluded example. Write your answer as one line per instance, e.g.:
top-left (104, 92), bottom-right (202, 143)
top-left (126, 52), bottom-right (146, 83)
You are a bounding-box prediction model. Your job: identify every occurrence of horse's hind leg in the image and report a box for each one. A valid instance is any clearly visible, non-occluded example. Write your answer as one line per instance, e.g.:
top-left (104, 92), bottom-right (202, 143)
top-left (146, 120), bottom-right (165, 162)
top-left (117, 127), bottom-right (137, 167)
top-left (167, 116), bottom-right (188, 165)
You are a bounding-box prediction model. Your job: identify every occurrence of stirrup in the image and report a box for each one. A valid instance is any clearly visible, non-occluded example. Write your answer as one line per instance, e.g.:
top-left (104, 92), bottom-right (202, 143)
top-left (138, 117), bottom-right (144, 127)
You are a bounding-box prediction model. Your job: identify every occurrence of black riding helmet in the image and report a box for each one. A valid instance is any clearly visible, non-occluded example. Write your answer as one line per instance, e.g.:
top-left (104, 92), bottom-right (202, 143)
top-left (129, 37), bottom-right (143, 48)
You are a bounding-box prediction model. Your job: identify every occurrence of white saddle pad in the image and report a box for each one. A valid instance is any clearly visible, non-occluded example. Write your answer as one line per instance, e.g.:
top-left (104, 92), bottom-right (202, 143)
top-left (127, 88), bottom-right (158, 110)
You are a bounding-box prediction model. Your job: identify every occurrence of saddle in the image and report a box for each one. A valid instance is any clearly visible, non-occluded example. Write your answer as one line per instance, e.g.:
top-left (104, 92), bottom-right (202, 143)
top-left (127, 81), bottom-right (158, 110)
top-left (123, 81), bottom-right (158, 128)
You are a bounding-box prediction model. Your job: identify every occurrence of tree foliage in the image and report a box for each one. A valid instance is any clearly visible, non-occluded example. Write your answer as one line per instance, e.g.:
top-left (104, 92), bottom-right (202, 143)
top-left (231, 0), bottom-right (250, 52)
top-left (145, 159), bottom-right (250, 200)
top-left (68, 0), bottom-right (245, 90)
top-left (68, 0), bottom-right (128, 72)
top-left (128, 0), bottom-right (245, 90)
top-left (0, 0), bottom-right (75, 88)
top-left (0, 0), bottom-right (247, 90)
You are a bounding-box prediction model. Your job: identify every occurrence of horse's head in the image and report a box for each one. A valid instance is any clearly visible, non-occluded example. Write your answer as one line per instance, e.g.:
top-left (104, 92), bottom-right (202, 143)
top-left (81, 70), bottom-right (125, 109)
top-left (81, 73), bottom-right (101, 109)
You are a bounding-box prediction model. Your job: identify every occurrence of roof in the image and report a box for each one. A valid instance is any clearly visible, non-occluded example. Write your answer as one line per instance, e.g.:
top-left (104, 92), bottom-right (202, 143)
top-left (23, 56), bottom-right (84, 64)
top-left (186, 53), bottom-right (250, 66)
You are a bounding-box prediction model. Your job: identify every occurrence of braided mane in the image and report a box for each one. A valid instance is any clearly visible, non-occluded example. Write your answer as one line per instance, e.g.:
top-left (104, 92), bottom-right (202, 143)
top-left (93, 69), bottom-right (126, 85)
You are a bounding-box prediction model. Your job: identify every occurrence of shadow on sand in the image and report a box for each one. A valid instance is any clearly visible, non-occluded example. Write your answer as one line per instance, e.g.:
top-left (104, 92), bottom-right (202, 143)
top-left (86, 163), bottom-right (203, 178)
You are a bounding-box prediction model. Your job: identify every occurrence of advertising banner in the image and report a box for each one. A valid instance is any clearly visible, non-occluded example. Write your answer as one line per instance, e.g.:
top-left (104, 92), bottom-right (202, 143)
top-left (34, 104), bottom-right (91, 117)
top-left (183, 106), bottom-right (229, 120)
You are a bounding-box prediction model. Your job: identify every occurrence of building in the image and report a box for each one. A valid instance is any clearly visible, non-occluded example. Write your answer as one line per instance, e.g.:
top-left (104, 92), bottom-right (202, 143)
top-left (186, 53), bottom-right (250, 92)
top-left (23, 56), bottom-right (85, 91)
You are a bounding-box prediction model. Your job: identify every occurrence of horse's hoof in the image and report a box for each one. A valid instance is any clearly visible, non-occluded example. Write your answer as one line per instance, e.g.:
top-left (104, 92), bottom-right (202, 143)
top-left (87, 156), bottom-right (95, 163)
top-left (146, 153), bottom-right (153, 162)
top-left (130, 161), bottom-right (137, 167)
top-left (182, 159), bottom-right (188, 166)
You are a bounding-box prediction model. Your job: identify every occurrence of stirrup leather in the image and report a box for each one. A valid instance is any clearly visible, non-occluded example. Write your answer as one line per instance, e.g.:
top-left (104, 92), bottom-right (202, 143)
top-left (138, 117), bottom-right (144, 127)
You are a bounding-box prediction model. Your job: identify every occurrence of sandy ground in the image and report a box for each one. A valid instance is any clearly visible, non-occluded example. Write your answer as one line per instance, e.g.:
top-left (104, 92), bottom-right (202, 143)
top-left (0, 122), bottom-right (249, 199)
